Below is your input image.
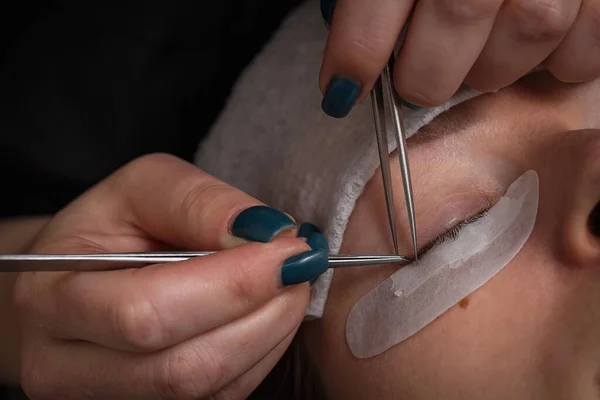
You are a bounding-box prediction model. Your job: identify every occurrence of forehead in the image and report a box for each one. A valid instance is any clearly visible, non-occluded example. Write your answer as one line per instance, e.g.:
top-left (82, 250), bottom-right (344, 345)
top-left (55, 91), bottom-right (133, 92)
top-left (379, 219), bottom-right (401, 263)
top-left (407, 79), bottom-right (580, 154)
top-left (409, 70), bottom-right (600, 146)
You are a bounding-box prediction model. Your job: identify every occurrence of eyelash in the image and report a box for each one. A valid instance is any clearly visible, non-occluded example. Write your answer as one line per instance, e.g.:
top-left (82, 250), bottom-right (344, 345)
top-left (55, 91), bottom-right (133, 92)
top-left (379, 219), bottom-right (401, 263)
top-left (434, 211), bottom-right (489, 244)
top-left (418, 210), bottom-right (490, 257)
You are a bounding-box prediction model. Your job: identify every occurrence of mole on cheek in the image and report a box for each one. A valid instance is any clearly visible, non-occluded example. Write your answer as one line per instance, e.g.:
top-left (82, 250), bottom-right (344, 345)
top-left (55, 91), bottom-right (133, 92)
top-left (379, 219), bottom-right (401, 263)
top-left (458, 297), bottom-right (470, 309)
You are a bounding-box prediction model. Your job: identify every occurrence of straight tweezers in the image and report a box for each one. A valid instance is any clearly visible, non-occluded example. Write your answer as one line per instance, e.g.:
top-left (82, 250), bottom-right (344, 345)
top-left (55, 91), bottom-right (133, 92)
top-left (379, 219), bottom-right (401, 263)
top-left (0, 252), bottom-right (413, 272)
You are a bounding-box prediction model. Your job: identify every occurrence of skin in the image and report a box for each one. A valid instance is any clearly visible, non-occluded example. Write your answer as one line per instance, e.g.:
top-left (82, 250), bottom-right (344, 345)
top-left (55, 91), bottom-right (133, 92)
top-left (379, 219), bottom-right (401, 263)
top-left (1, 155), bottom-right (312, 400)
top-left (304, 72), bottom-right (600, 399)
top-left (320, 0), bottom-right (600, 106)
top-left (0, 216), bottom-right (50, 384)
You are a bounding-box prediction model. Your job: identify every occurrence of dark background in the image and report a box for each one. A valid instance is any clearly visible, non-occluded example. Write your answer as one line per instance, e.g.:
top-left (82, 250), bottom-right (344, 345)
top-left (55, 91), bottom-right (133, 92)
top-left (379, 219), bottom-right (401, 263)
top-left (0, 0), bottom-right (303, 217)
top-left (0, 1), bottom-right (305, 398)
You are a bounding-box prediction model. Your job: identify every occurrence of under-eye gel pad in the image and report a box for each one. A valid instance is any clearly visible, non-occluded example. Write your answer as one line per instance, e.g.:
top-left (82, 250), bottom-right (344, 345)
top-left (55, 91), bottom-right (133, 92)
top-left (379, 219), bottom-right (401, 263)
top-left (346, 170), bottom-right (539, 358)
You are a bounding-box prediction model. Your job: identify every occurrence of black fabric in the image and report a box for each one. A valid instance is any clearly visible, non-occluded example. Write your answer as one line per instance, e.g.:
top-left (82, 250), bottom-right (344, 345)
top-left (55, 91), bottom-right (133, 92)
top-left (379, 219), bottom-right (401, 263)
top-left (0, 0), bottom-right (303, 217)
top-left (0, 386), bottom-right (26, 400)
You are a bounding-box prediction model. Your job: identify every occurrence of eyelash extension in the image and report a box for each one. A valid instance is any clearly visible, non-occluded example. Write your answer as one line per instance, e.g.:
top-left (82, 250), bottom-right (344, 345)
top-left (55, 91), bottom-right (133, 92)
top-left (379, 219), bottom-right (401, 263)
top-left (417, 210), bottom-right (489, 258)
top-left (434, 211), bottom-right (489, 245)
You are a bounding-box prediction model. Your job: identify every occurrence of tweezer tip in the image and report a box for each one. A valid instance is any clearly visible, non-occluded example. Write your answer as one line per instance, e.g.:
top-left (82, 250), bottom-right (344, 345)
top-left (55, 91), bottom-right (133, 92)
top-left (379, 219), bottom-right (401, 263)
top-left (411, 229), bottom-right (418, 260)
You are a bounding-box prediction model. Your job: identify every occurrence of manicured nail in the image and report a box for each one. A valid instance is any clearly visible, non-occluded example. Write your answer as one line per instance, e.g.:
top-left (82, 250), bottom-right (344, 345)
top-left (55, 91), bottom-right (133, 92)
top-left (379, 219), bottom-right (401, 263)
top-left (231, 205), bottom-right (296, 243)
top-left (322, 76), bottom-right (360, 118)
top-left (282, 249), bottom-right (328, 286)
top-left (320, 0), bottom-right (336, 26)
top-left (297, 224), bottom-right (329, 285)
top-left (298, 223), bottom-right (319, 239)
top-left (307, 233), bottom-right (329, 285)
top-left (401, 99), bottom-right (422, 110)
top-left (298, 223), bottom-right (329, 251)
top-left (308, 232), bottom-right (328, 252)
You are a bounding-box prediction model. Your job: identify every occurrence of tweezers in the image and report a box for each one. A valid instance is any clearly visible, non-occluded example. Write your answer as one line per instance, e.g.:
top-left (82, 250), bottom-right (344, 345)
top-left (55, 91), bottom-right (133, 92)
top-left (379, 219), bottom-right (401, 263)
top-left (0, 252), bottom-right (413, 272)
top-left (371, 51), bottom-right (418, 259)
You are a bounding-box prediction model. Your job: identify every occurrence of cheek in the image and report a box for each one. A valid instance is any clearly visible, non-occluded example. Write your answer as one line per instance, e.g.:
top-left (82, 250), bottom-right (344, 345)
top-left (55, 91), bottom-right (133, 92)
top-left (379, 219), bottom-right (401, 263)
top-left (308, 246), bottom-right (573, 400)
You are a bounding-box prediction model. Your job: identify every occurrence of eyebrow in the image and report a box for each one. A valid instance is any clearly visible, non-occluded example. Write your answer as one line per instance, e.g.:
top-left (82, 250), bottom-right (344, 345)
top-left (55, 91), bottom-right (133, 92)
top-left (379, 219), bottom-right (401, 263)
top-left (407, 102), bottom-right (480, 147)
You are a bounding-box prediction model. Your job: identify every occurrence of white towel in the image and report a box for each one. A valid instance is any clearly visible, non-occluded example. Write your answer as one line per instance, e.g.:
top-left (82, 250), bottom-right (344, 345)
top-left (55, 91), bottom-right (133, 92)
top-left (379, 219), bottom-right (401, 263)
top-left (194, 0), bottom-right (480, 318)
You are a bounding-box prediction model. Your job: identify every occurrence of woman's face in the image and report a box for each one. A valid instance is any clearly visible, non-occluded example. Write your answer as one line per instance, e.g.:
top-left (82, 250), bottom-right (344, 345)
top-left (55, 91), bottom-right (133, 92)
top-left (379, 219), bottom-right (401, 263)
top-left (303, 72), bottom-right (600, 399)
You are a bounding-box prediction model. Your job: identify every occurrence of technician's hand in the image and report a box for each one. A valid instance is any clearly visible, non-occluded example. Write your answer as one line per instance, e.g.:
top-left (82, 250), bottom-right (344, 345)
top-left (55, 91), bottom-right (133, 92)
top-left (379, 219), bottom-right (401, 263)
top-left (13, 154), bottom-right (326, 400)
top-left (319, 0), bottom-right (598, 117)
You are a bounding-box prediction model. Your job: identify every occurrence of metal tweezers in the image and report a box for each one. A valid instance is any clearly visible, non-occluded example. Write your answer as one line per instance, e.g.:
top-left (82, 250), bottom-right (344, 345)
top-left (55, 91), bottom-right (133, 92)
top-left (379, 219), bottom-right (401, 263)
top-left (0, 252), bottom-right (412, 272)
top-left (371, 51), bottom-right (418, 259)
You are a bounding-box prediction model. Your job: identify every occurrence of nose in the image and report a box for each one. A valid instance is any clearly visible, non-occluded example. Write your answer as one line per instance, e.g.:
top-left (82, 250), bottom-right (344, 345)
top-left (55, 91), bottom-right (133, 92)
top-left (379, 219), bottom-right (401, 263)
top-left (539, 130), bottom-right (600, 267)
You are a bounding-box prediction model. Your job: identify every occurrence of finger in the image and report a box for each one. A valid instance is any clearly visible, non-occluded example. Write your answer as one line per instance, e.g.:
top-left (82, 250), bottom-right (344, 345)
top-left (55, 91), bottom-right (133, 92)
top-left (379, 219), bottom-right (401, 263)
top-left (24, 239), bottom-right (317, 352)
top-left (319, 0), bottom-right (415, 118)
top-left (20, 285), bottom-right (309, 400)
top-left (157, 283), bottom-right (309, 399)
top-left (211, 324), bottom-right (299, 400)
top-left (34, 154), bottom-right (296, 253)
top-left (544, 0), bottom-right (600, 82)
top-left (465, 0), bottom-right (580, 92)
top-left (394, 0), bottom-right (503, 106)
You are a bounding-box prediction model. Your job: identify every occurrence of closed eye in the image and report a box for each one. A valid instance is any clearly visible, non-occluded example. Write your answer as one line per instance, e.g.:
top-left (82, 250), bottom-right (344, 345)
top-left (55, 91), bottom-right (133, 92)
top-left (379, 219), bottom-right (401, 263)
top-left (417, 209), bottom-right (490, 258)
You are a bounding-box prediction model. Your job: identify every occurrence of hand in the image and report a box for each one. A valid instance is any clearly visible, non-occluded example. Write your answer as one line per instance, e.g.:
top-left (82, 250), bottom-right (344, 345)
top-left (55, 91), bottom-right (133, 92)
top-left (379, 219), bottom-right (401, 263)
top-left (13, 154), bottom-right (326, 399)
top-left (319, 0), bottom-right (598, 117)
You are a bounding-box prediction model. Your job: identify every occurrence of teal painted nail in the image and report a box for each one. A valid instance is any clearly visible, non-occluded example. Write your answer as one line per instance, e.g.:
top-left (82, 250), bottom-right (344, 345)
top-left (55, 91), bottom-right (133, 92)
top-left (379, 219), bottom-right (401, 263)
top-left (298, 223), bottom-right (319, 239)
top-left (322, 76), bottom-right (360, 118)
top-left (307, 233), bottom-right (328, 285)
top-left (297, 223), bottom-right (329, 285)
top-left (231, 206), bottom-right (296, 243)
top-left (308, 232), bottom-right (328, 252)
top-left (297, 223), bottom-right (328, 250)
top-left (282, 249), bottom-right (328, 286)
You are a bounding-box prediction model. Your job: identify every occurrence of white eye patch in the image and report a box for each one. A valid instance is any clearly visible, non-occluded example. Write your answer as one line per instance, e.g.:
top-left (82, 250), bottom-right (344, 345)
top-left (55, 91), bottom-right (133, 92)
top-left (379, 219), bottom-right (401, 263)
top-left (346, 170), bottom-right (539, 358)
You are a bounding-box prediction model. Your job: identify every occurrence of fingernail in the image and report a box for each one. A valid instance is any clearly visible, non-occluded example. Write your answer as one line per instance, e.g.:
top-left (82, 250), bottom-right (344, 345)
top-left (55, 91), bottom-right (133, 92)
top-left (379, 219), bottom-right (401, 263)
top-left (307, 233), bottom-right (328, 285)
top-left (308, 232), bottom-right (328, 252)
top-left (320, 0), bottom-right (336, 26)
top-left (282, 249), bottom-right (328, 286)
top-left (297, 224), bottom-right (329, 286)
top-left (298, 223), bottom-right (319, 239)
top-left (322, 76), bottom-right (360, 118)
top-left (401, 99), bottom-right (422, 110)
top-left (231, 205), bottom-right (296, 243)
top-left (298, 223), bottom-right (329, 252)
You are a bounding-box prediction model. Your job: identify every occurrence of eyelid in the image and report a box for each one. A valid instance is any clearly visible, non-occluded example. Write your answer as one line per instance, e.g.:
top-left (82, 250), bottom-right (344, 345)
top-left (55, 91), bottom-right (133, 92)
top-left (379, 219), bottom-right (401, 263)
top-left (418, 209), bottom-right (490, 257)
top-left (416, 191), bottom-right (492, 248)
